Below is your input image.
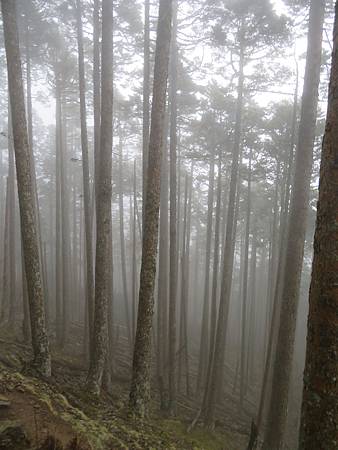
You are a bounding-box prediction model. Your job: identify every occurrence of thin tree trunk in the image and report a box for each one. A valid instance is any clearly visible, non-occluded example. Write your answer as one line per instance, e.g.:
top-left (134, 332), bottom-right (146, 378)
top-left (1, 0), bottom-right (51, 376)
top-left (132, 160), bottom-right (138, 342)
top-left (93, 0), bottom-right (101, 201)
top-left (118, 127), bottom-right (132, 348)
top-left (240, 148), bottom-right (252, 411)
top-left (197, 150), bottom-right (215, 391)
top-left (142, 0), bottom-right (150, 227)
top-left (263, 1), bottom-right (325, 447)
top-left (209, 149), bottom-right (222, 361)
top-left (86, 0), bottom-right (114, 395)
top-left (202, 38), bottom-right (245, 428)
top-left (55, 75), bottom-right (63, 347)
top-left (0, 178), bottom-right (10, 323)
top-left (157, 142), bottom-right (169, 409)
top-left (76, 0), bottom-right (95, 357)
top-left (60, 103), bottom-right (70, 348)
top-left (129, 0), bottom-right (172, 417)
top-left (168, 0), bottom-right (178, 416)
top-left (8, 114), bottom-right (16, 325)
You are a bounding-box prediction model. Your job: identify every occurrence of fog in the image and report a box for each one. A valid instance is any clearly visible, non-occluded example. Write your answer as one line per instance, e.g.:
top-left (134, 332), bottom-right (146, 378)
top-left (0, 1), bottom-right (335, 449)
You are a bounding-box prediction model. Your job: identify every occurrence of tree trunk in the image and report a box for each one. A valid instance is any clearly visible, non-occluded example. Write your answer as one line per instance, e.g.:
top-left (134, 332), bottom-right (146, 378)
top-left (240, 147), bottom-right (252, 411)
top-left (118, 126), bottom-right (132, 348)
top-left (202, 39), bottom-right (245, 428)
top-left (0, 178), bottom-right (10, 323)
top-left (299, 3), bottom-right (338, 448)
top-left (168, 0), bottom-right (178, 415)
top-left (1, 0), bottom-right (51, 377)
top-left (76, 0), bottom-right (95, 357)
top-left (262, 1), bottom-right (325, 448)
top-left (128, 0), bottom-right (172, 417)
top-left (197, 150), bottom-right (215, 392)
top-left (209, 149), bottom-right (222, 364)
top-left (60, 101), bottom-right (71, 348)
top-left (157, 141), bottom-right (169, 409)
top-left (93, 0), bottom-right (101, 201)
top-left (142, 0), bottom-right (150, 227)
top-left (86, 0), bottom-right (114, 395)
top-left (8, 112), bottom-right (16, 325)
top-left (55, 75), bottom-right (63, 347)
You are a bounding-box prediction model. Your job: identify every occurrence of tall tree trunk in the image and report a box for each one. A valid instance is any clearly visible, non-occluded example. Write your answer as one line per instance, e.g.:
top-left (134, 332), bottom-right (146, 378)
top-left (178, 173), bottom-right (188, 394)
top-left (76, 0), bottom-right (95, 357)
top-left (0, 178), bottom-right (10, 323)
top-left (157, 142), bottom-right (169, 409)
top-left (209, 149), bottom-right (222, 362)
top-left (168, 0), bottom-right (178, 415)
top-left (240, 147), bottom-right (252, 411)
top-left (128, 0), bottom-right (172, 417)
top-left (55, 75), bottom-right (63, 347)
top-left (263, 1), bottom-right (325, 448)
top-left (299, 3), bottom-right (338, 448)
top-left (202, 38), bottom-right (245, 428)
top-left (142, 0), bottom-right (150, 227)
top-left (86, 0), bottom-right (114, 395)
top-left (8, 113), bottom-right (16, 325)
top-left (60, 103), bottom-right (70, 348)
top-left (93, 0), bottom-right (101, 201)
top-left (132, 160), bottom-right (138, 342)
top-left (1, 0), bottom-right (51, 376)
top-left (197, 150), bottom-right (215, 391)
top-left (118, 127), bottom-right (132, 348)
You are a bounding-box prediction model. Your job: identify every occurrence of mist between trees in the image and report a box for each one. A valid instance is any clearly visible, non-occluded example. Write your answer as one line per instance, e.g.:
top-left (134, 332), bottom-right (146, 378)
top-left (0, 0), bottom-right (337, 449)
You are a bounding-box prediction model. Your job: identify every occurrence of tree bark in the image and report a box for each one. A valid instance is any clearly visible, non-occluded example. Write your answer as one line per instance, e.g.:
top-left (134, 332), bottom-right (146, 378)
top-left (118, 126), bottom-right (132, 348)
top-left (197, 149), bottom-right (215, 392)
top-left (86, 0), bottom-right (114, 395)
top-left (129, 0), bottom-right (172, 417)
top-left (1, 0), bottom-right (51, 377)
top-left (240, 147), bottom-right (252, 411)
top-left (202, 39), bottom-right (245, 428)
top-left (263, 1), bottom-right (325, 448)
top-left (299, 3), bottom-right (338, 448)
top-left (168, 0), bottom-right (178, 415)
top-left (142, 0), bottom-right (150, 227)
top-left (76, 0), bottom-right (95, 358)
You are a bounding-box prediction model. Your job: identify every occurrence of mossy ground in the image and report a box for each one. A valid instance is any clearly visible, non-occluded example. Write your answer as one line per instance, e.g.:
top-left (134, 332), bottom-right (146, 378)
top-left (0, 330), bottom-right (247, 449)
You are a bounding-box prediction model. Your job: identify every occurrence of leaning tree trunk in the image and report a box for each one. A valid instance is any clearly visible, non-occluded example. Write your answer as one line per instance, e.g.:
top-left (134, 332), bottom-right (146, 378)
top-left (86, 0), bottom-right (114, 395)
top-left (299, 3), bottom-right (338, 448)
top-left (262, 1), bottom-right (325, 448)
top-left (129, 0), bottom-right (173, 418)
top-left (1, 0), bottom-right (51, 377)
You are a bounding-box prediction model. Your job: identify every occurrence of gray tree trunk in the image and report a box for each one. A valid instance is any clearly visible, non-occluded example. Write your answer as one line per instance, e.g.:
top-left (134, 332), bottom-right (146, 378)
top-left (263, 1), bottom-right (325, 447)
top-left (76, 0), bottom-right (95, 358)
top-left (1, 0), bottom-right (51, 377)
top-left (299, 3), bottom-right (338, 449)
top-left (129, 0), bottom-right (172, 418)
top-left (86, 0), bottom-right (114, 395)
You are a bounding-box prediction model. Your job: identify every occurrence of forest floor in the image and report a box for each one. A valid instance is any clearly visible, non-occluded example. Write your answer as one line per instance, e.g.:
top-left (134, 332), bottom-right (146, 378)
top-left (0, 325), bottom-right (249, 449)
